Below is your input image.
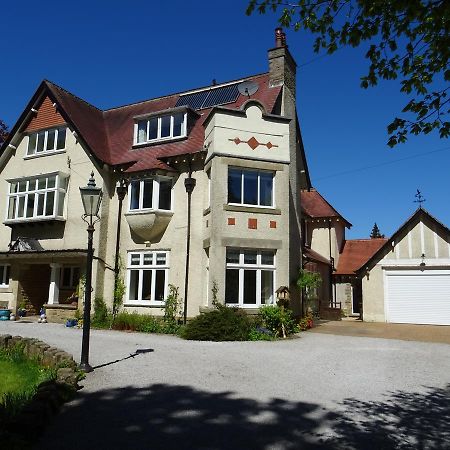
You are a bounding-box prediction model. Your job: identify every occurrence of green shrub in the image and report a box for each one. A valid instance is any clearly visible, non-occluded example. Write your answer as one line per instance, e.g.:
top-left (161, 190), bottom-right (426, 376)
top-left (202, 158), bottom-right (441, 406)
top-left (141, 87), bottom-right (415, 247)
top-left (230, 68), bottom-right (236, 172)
top-left (248, 327), bottom-right (274, 341)
top-left (163, 284), bottom-right (182, 331)
top-left (92, 297), bottom-right (110, 327)
top-left (181, 305), bottom-right (253, 341)
top-left (259, 305), bottom-right (298, 338)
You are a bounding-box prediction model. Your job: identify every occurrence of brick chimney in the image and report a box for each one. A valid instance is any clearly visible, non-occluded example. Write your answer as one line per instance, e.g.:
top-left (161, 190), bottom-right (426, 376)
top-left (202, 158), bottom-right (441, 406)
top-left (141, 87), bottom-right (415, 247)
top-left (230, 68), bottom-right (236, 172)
top-left (268, 28), bottom-right (296, 97)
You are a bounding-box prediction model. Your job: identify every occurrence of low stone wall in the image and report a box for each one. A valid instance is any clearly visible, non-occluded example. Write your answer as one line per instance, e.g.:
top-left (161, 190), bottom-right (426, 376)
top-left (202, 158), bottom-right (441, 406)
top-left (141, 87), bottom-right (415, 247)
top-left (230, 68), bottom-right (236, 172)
top-left (0, 334), bottom-right (81, 439)
top-left (44, 303), bottom-right (77, 324)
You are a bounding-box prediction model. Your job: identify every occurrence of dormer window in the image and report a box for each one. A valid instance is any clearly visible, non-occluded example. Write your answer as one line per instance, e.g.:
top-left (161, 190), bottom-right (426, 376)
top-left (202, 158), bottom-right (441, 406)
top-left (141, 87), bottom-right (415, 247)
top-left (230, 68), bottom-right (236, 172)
top-left (26, 127), bottom-right (66, 157)
top-left (128, 177), bottom-right (172, 211)
top-left (134, 112), bottom-right (186, 145)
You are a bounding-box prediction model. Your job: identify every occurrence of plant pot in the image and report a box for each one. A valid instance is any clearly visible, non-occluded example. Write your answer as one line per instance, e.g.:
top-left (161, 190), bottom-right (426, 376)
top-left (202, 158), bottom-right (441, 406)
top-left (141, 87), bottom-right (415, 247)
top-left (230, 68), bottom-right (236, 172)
top-left (18, 310), bottom-right (27, 318)
top-left (0, 309), bottom-right (11, 321)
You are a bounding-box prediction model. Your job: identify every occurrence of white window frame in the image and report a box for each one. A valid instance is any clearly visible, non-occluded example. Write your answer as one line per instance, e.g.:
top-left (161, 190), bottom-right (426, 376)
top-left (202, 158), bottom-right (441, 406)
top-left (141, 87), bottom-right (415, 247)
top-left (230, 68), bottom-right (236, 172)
top-left (227, 168), bottom-right (275, 208)
top-left (128, 177), bottom-right (173, 212)
top-left (0, 265), bottom-right (10, 287)
top-left (60, 266), bottom-right (81, 290)
top-left (134, 112), bottom-right (187, 145)
top-left (5, 172), bottom-right (67, 223)
top-left (25, 127), bottom-right (67, 157)
top-left (225, 249), bottom-right (276, 307)
top-left (125, 251), bottom-right (169, 305)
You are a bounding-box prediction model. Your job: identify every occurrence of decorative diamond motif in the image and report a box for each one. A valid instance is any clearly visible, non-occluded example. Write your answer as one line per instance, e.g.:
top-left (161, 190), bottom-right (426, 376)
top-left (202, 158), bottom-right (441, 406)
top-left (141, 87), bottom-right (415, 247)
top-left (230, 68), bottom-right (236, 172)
top-left (247, 137), bottom-right (259, 150)
top-left (233, 137), bottom-right (241, 145)
top-left (266, 142), bottom-right (273, 149)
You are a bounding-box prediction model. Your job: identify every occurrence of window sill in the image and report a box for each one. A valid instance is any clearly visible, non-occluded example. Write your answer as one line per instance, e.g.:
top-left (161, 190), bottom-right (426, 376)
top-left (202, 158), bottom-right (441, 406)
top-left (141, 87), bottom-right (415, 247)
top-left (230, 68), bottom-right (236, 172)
top-left (224, 204), bottom-right (281, 215)
top-left (23, 149), bottom-right (66, 160)
top-left (124, 302), bottom-right (164, 308)
top-left (4, 217), bottom-right (66, 227)
top-left (132, 135), bottom-right (187, 149)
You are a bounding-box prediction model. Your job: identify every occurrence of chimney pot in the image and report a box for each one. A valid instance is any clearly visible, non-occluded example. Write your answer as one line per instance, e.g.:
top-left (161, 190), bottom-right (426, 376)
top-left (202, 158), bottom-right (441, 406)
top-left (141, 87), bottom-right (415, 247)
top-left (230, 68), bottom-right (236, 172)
top-left (275, 28), bottom-right (286, 47)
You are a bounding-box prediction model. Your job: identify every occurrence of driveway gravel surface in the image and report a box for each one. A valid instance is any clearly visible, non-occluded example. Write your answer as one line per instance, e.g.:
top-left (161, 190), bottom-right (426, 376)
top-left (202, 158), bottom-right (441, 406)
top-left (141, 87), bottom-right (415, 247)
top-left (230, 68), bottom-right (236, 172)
top-left (1, 320), bottom-right (449, 449)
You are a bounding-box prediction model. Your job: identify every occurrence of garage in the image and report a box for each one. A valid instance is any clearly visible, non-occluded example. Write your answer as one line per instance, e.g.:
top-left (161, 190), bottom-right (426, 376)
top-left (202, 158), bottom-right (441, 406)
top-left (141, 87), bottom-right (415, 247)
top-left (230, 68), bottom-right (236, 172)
top-left (385, 270), bottom-right (450, 325)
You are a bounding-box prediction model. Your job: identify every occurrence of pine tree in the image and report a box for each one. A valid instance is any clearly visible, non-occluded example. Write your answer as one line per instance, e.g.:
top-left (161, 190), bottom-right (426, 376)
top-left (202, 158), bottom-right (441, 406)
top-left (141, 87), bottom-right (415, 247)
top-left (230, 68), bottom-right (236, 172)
top-left (0, 119), bottom-right (8, 144)
top-left (370, 223), bottom-right (384, 239)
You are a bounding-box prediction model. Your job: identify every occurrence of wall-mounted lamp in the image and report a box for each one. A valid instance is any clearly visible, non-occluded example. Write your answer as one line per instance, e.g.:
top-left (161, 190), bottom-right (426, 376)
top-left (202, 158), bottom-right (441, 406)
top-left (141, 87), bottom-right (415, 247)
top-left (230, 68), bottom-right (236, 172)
top-left (420, 253), bottom-right (426, 271)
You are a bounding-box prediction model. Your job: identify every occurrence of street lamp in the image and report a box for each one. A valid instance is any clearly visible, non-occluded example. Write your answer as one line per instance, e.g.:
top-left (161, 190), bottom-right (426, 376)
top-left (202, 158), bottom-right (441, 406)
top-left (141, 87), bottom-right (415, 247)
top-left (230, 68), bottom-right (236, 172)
top-left (79, 172), bottom-right (103, 372)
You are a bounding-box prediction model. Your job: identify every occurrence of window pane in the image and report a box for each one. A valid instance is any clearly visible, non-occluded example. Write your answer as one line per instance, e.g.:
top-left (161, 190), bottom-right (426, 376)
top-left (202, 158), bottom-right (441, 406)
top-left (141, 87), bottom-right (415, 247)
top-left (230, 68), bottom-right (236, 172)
top-left (261, 251), bottom-right (274, 265)
top-left (38, 178), bottom-right (46, 190)
top-left (226, 249), bottom-right (239, 264)
top-left (56, 128), bottom-right (66, 150)
top-left (225, 269), bottom-right (239, 304)
top-left (243, 270), bottom-right (257, 304)
top-left (72, 268), bottom-right (80, 287)
top-left (158, 179), bottom-right (171, 210)
top-left (228, 169), bottom-right (241, 203)
top-left (28, 134), bottom-right (37, 154)
top-left (142, 180), bottom-right (153, 209)
top-left (17, 196), bottom-right (25, 218)
top-left (10, 182), bottom-right (18, 194)
top-left (5, 266), bottom-right (10, 285)
top-left (259, 172), bottom-right (273, 206)
top-left (36, 194), bottom-right (45, 216)
top-left (28, 179), bottom-right (36, 191)
top-left (156, 253), bottom-right (166, 265)
top-left (130, 254), bottom-right (140, 265)
top-left (57, 192), bottom-right (65, 216)
top-left (26, 194), bottom-right (35, 218)
top-left (155, 270), bottom-right (165, 301)
top-left (37, 131), bottom-right (45, 152)
top-left (143, 254), bottom-right (153, 265)
top-left (47, 176), bottom-right (56, 189)
top-left (261, 271), bottom-right (274, 305)
top-left (244, 251), bottom-right (257, 265)
top-left (160, 116), bottom-right (171, 138)
top-left (173, 113), bottom-right (184, 136)
top-left (243, 170), bottom-right (258, 205)
top-left (47, 129), bottom-right (56, 150)
top-left (149, 118), bottom-right (158, 140)
top-left (8, 197), bottom-right (16, 219)
top-left (142, 271), bottom-right (152, 300)
top-left (129, 270), bottom-right (139, 301)
top-left (18, 181), bottom-right (27, 192)
top-left (45, 191), bottom-right (55, 216)
top-left (137, 121), bottom-right (147, 143)
top-left (130, 181), bottom-right (141, 210)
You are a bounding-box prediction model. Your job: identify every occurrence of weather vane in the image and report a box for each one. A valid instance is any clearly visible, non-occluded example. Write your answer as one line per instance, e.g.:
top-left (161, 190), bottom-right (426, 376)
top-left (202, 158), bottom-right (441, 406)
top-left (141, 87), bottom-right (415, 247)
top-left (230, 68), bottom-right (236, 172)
top-left (414, 189), bottom-right (426, 207)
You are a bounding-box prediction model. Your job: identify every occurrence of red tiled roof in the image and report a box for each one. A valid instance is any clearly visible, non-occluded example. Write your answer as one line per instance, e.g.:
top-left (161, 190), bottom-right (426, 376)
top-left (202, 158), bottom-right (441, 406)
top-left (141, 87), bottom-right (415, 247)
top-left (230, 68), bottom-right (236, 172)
top-left (301, 189), bottom-right (351, 227)
top-left (334, 238), bottom-right (387, 275)
top-left (38, 74), bottom-right (282, 173)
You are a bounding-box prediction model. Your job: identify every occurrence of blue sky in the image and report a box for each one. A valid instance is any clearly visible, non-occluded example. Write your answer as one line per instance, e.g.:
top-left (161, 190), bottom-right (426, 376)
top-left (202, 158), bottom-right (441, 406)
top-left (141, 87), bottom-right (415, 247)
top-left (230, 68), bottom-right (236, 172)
top-left (1, 0), bottom-right (449, 238)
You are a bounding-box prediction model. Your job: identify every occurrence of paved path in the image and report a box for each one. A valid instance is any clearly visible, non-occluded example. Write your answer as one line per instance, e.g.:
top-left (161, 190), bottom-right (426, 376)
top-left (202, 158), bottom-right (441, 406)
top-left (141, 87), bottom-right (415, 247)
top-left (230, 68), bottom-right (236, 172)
top-left (310, 318), bottom-right (450, 344)
top-left (1, 321), bottom-right (449, 449)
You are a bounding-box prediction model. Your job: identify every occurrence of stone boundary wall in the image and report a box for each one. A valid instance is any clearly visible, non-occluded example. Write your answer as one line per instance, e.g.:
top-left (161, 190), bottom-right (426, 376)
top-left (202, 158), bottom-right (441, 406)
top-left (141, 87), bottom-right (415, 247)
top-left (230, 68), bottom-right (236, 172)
top-left (0, 334), bottom-right (81, 439)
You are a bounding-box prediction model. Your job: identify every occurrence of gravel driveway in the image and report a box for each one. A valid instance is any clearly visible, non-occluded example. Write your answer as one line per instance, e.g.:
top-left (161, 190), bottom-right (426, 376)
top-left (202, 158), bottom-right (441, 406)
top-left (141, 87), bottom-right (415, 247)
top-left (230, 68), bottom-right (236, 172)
top-left (1, 321), bottom-right (449, 449)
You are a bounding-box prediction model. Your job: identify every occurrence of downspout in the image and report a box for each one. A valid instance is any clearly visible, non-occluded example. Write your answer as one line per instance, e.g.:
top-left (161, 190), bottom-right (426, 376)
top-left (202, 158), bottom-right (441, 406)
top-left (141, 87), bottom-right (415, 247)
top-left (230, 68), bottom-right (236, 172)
top-left (183, 157), bottom-right (196, 324)
top-left (113, 177), bottom-right (128, 315)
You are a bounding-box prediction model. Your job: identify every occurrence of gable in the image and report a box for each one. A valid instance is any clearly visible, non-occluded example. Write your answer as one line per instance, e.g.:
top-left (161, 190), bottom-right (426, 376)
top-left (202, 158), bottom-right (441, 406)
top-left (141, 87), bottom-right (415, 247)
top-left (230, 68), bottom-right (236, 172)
top-left (25, 96), bottom-right (66, 132)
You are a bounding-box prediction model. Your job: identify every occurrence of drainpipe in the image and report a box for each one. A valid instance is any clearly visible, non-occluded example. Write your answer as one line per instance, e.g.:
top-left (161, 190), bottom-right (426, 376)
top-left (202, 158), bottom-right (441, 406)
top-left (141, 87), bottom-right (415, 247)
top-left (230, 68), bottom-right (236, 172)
top-left (183, 157), bottom-right (196, 324)
top-left (113, 178), bottom-right (128, 314)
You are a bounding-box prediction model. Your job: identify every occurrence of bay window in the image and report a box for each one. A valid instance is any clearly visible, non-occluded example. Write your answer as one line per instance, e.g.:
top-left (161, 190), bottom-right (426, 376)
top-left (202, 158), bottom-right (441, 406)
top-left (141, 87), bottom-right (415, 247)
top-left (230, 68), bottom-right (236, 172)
top-left (135, 112), bottom-right (186, 144)
top-left (128, 177), bottom-right (172, 211)
top-left (225, 249), bottom-right (275, 307)
top-left (126, 251), bottom-right (169, 304)
top-left (27, 127), bottom-right (66, 156)
top-left (228, 168), bottom-right (274, 207)
top-left (6, 173), bottom-right (67, 222)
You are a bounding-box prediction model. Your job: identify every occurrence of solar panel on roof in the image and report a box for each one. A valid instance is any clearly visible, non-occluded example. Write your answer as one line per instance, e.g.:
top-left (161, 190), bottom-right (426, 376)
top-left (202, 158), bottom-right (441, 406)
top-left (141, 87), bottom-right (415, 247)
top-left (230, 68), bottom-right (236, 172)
top-left (175, 83), bottom-right (241, 110)
top-left (175, 91), bottom-right (209, 110)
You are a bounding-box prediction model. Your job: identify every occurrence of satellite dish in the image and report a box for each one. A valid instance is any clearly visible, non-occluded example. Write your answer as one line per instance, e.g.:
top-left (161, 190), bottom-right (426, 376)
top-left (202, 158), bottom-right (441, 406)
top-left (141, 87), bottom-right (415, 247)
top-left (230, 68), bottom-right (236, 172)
top-left (238, 80), bottom-right (259, 97)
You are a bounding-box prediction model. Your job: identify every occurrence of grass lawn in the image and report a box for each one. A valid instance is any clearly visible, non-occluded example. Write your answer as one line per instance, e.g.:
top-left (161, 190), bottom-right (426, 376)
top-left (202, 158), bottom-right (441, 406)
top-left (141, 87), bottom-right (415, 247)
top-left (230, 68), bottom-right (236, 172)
top-left (0, 359), bottom-right (48, 397)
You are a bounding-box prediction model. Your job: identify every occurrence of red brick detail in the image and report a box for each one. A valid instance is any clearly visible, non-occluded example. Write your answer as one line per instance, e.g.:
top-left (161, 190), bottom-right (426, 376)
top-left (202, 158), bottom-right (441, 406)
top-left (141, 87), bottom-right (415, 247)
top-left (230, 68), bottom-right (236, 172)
top-left (248, 218), bottom-right (257, 229)
top-left (25, 96), bottom-right (66, 132)
top-left (228, 217), bottom-right (235, 225)
top-left (247, 136), bottom-right (259, 150)
top-left (270, 221), bottom-right (277, 229)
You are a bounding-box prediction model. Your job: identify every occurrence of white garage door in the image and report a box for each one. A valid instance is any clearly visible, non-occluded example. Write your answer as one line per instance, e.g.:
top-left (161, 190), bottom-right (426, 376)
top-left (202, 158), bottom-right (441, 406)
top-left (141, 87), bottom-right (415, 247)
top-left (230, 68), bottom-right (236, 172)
top-left (385, 270), bottom-right (450, 325)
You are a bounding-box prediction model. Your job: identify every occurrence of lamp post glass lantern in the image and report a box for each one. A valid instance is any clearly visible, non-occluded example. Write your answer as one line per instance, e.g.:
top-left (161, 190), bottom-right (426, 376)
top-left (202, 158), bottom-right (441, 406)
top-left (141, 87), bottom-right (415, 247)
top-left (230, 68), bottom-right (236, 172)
top-left (79, 172), bottom-right (102, 372)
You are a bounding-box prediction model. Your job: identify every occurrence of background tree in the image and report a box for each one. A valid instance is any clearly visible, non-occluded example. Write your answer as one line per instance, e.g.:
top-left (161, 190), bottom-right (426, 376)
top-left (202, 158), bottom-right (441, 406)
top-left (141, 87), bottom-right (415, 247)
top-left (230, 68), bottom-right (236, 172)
top-left (370, 222), bottom-right (384, 238)
top-left (0, 119), bottom-right (8, 145)
top-left (247, 1), bottom-right (449, 146)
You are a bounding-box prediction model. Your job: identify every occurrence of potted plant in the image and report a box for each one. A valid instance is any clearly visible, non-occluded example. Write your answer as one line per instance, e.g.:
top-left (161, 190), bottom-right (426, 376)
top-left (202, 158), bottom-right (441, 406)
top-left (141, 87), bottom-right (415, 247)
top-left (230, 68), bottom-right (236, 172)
top-left (17, 301), bottom-right (27, 318)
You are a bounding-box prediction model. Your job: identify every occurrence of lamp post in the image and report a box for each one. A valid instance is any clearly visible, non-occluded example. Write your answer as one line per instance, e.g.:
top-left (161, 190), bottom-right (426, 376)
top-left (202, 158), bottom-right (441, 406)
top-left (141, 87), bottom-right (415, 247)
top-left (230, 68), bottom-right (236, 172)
top-left (79, 172), bottom-right (103, 372)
